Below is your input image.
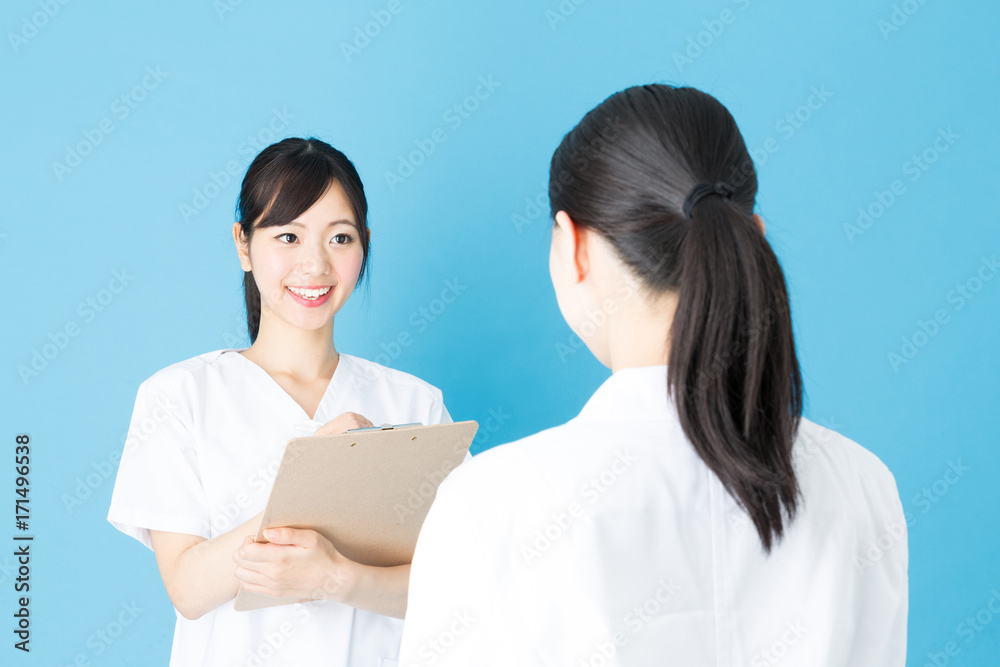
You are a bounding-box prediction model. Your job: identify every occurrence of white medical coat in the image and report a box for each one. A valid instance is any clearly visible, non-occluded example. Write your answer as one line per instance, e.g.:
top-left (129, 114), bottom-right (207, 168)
top-left (400, 365), bottom-right (908, 666)
top-left (108, 348), bottom-right (455, 667)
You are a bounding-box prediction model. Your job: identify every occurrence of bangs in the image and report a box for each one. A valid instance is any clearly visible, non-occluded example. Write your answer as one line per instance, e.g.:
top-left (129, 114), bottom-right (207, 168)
top-left (240, 150), bottom-right (340, 230)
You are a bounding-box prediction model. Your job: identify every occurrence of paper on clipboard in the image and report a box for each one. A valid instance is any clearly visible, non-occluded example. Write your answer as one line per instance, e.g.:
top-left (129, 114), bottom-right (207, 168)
top-left (234, 420), bottom-right (478, 612)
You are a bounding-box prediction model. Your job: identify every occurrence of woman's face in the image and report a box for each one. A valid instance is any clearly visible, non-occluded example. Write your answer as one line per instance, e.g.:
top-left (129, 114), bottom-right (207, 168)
top-left (236, 180), bottom-right (364, 334)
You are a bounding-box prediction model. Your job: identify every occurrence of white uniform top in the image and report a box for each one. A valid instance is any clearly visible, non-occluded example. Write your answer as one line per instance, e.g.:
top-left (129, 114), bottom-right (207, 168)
top-left (400, 365), bottom-right (908, 667)
top-left (108, 348), bottom-right (455, 667)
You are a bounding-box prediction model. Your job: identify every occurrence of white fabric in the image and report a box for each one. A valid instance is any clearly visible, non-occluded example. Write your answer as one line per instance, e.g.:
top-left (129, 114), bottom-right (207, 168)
top-left (400, 365), bottom-right (908, 667)
top-left (108, 348), bottom-right (457, 667)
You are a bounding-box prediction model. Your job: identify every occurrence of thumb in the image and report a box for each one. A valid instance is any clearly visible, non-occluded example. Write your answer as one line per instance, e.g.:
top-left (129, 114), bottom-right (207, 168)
top-left (262, 526), bottom-right (306, 545)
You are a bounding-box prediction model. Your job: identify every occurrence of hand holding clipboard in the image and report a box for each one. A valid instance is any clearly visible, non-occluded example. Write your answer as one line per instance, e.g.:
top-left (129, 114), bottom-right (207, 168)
top-left (234, 420), bottom-right (478, 611)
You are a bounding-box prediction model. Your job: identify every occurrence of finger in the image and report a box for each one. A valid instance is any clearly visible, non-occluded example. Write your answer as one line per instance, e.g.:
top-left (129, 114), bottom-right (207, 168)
top-left (351, 413), bottom-right (374, 429)
top-left (233, 536), bottom-right (255, 563)
top-left (235, 539), bottom-right (296, 564)
top-left (234, 564), bottom-right (278, 589)
top-left (263, 526), bottom-right (315, 547)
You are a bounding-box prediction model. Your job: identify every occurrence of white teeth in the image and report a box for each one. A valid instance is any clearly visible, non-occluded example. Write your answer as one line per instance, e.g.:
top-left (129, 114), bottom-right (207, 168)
top-left (288, 286), bottom-right (331, 300)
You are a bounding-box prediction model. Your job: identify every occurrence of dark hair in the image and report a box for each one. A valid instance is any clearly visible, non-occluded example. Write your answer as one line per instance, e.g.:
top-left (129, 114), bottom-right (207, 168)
top-left (549, 84), bottom-right (803, 552)
top-left (236, 137), bottom-right (370, 343)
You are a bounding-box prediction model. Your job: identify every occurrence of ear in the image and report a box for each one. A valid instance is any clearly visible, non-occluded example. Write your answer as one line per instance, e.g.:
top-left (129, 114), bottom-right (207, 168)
top-left (553, 210), bottom-right (590, 283)
top-left (752, 213), bottom-right (766, 236)
top-left (233, 222), bottom-right (252, 272)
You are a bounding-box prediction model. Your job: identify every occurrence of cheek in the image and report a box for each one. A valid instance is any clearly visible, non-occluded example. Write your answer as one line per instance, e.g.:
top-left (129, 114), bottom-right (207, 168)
top-left (339, 248), bottom-right (365, 284)
top-left (549, 244), bottom-right (575, 320)
top-left (548, 237), bottom-right (560, 287)
top-left (549, 237), bottom-right (569, 300)
top-left (248, 245), bottom-right (291, 300)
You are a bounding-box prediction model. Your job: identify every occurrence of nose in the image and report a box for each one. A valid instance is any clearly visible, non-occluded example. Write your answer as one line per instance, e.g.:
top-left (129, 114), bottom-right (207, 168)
top-left (296, 238), bottom-right (332, 278)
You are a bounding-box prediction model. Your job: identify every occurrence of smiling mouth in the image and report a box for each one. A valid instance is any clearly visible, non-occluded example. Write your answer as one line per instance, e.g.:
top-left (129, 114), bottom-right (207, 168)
top-left (287, 286), bottom-right (332, 300)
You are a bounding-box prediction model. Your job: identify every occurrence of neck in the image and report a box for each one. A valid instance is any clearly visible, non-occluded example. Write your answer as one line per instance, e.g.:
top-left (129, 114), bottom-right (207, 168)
top-left (243, 313), bottom-right (339, 380)
top-left (604, 289), bottom-right (676, 374)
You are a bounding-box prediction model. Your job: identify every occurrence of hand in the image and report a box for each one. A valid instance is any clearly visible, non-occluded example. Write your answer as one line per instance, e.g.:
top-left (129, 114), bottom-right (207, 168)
top-left (314, 412), bottom-right (374, 436)
top-left (233, 527), bottom-right (357, 602)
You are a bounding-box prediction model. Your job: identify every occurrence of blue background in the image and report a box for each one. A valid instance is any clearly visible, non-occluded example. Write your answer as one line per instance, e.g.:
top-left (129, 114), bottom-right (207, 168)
top-left (2, 0), bottom-right (998, 664)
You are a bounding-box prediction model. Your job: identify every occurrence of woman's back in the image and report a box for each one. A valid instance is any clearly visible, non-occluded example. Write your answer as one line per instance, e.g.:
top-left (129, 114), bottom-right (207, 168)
top-left (401, 83), bottom-right (907, 665)
top-left (403, 366), bottom-right (907, 666)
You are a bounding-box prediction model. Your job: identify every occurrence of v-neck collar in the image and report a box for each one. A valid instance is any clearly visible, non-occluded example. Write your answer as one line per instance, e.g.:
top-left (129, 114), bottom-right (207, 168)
top-left (224, 348), bottom-right (345, 422)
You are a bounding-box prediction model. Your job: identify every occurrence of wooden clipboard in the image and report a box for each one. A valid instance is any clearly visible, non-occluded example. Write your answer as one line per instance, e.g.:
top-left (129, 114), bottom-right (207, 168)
top-left (234, 420), bottom-right (478, 611)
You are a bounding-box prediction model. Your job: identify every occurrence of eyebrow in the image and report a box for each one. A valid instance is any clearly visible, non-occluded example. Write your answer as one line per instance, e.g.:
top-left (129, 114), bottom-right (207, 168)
top-left (282, 219), bottom-right (358, 230)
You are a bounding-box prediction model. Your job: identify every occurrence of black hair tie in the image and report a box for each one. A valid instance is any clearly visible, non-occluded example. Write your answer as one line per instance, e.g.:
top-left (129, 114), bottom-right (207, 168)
top-left (682, 181), bottom-right (735, 220)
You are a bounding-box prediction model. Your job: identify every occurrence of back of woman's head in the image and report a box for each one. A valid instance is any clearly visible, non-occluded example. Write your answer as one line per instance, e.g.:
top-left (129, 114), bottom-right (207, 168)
top-left (549, 84), bottom-right (803, 552)
top-left (236, 137), bottom-right (370, 343)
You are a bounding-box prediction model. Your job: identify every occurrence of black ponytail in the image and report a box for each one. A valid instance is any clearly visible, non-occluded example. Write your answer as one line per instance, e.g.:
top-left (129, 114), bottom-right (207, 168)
top-left (549, 84), bottom-right (803, 552)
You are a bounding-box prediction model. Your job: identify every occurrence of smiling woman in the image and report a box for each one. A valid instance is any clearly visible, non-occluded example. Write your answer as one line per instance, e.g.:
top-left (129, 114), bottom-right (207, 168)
top-left (107, 137), bottom-right (458, 667)
top-left (233, 139), bottom-right (371, 343)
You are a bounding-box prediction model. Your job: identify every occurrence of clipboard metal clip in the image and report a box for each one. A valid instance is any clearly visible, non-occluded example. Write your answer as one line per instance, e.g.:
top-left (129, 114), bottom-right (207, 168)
top-left (346, 422), bottom-right (422, 433)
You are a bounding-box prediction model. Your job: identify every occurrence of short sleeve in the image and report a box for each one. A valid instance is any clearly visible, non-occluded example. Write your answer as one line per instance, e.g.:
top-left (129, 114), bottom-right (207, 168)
top-left (867, 470), bottom-right (909, 666)
top-left (107, 376), bottom-right (211, 550)
top-left (845, 459), bottom-right (909, 666)
top-left (426, 390), bottom-right (453, 426)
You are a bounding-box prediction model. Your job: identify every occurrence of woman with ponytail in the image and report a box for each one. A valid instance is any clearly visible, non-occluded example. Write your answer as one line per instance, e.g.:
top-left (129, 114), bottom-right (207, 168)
top-left (400, 85), bottom-right (907, 665)
top-left (108, 137), bottom-right (457, 666)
